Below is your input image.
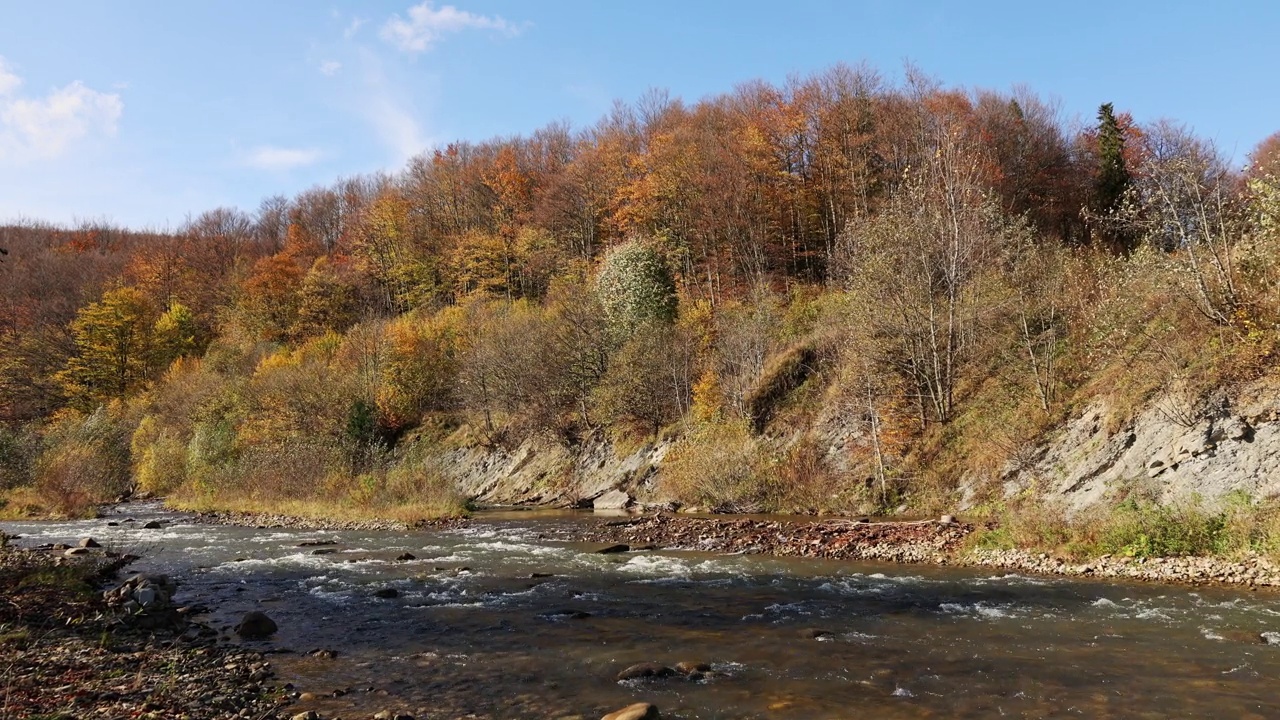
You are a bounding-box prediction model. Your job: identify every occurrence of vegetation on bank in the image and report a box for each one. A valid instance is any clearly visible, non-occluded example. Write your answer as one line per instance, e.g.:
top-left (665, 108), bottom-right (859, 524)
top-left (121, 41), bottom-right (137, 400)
top-left (2, 64), bottom-right (1280, 555)
top-left (971, 491), bottom-right (1280, 561)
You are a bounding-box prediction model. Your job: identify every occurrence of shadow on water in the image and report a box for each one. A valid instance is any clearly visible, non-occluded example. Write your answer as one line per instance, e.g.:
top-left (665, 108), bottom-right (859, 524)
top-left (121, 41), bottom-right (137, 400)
top-left (6, 506), bottom-right (1280, 719)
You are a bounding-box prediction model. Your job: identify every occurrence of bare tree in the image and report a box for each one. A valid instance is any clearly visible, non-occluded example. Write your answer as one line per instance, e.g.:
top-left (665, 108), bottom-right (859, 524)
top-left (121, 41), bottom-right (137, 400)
top-left (1120, 122), bottom-right (1244, 326)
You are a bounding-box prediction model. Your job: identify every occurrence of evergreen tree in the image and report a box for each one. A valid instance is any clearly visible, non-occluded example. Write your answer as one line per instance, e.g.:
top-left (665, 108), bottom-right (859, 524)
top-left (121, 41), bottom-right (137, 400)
top-left (1093, 103), bottom-right (1136, 253)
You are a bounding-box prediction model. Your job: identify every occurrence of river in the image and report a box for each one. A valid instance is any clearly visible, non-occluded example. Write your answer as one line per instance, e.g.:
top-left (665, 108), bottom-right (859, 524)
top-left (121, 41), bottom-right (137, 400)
top-left (5, 504), bottom-right (1280, 719)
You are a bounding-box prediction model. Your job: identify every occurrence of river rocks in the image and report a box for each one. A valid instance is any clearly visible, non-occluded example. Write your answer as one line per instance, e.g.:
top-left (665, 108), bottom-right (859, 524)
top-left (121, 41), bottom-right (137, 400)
top-left (1, 544), bottom-right (280, 719)
top-left (373, 711), bottom-right (416, 720)
top-left (938, 514), bottom-right (955, 525)
top-left (602, 703), bottom-right (660, 720)
top-left (797, 628), bottom-right (834, 640)
top-left (1260, 632), bottom-right (1280, 645)
top-left (142, 521), bottom-right (164, 529)
top-left (104, 574), bottom-right (177, 619)
top-left (291, 712), bottom-right (320, 720)
top-left (617, 662), bottom-right (676, 681)
top-left (595, 543), bottom-right (631, 554)
top-left (234, 611), bottom-right (278, 639)
top-left (193, 509), bottom-right (470, 532)
top-left (64, 547), bottom-right (92, 557)
top-left (594, 489), bottom-right (634, 511)
top-left (396, 552), bottom-right (417, 561)
top-left (78, 537), bottom-right (101, 548)
top-left (373, 587), bottom-right (400, 599)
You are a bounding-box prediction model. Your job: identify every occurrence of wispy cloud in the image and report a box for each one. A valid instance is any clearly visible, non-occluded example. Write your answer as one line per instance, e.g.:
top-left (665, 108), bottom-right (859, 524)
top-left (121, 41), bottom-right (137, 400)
top-left (319, 60), bottom-right (342, 76)
top-left (344, 17), bottom-right (367, 40)
top-left (355, 49), bottom-right (432, 163)
top-left (241, 145), bottom-right (323, 171)
top-left (0, 56), bottom-right (122, 164)
top-left (381, 2), bottom-right (522, 53)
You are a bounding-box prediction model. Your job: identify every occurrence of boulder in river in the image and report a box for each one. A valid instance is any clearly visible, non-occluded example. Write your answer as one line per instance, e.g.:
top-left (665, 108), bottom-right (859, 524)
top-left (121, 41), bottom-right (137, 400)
top-left (142, 521), bottom-right (164, 529)
top-left (64, 547), bottom-right (92, 557)
top-left (595, 544), bottom-right (630, 554)
top-left (593, 489), bottom-right (633, 511)
top-left (617, 663), bottom-right (676, 681)
top-left (235, 611), bottom-right (278, 639)
top-left (78, 537), bottom-right (101, 548)
top-left (602, 703), bottom-right (660, 720)
top-left (395, 552), bottom-right (416, 561)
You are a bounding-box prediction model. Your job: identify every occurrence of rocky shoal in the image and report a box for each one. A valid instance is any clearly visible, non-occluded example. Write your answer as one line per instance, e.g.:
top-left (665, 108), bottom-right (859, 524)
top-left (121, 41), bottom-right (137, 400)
top-left (191, 510), bottom-right (470, 533)
top-left (580, 514), bottom-right (1280, 588)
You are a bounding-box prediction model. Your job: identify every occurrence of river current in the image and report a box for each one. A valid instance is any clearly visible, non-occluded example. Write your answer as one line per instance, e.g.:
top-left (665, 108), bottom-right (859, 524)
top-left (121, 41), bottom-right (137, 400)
top-left (5, 504), bottom-right (1280, 719)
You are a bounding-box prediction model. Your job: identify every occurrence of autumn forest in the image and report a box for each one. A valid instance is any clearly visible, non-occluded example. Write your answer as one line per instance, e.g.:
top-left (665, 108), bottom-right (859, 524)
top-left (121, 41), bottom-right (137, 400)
top-left (3, 64), bottom-right (1280, 531)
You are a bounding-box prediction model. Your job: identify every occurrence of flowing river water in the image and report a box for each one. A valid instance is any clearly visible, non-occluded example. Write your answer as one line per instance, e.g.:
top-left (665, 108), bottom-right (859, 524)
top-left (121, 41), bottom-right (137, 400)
top-left (6, 504), bottom-right (1280, 719)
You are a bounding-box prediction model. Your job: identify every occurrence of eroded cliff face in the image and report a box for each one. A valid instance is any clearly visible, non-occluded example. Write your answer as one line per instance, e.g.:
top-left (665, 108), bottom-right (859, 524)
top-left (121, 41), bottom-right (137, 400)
top-left (438, 436), bottom-right (673, 509)
top-left (996, 377), bottom-right (1280, 514)
top-left (434, 376), bottom-right (1280, 516)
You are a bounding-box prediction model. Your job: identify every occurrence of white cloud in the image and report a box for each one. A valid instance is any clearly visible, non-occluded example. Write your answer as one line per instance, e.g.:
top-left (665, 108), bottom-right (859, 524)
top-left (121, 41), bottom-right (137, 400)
top-left (241, 145), bottom-right (323, 171)
top-left (0, 58), bottom-right (21, 96)
top-left (319, 60), bottom-right (342, 76)
top-left (381, 2), bottom-right (521, 53)
top-left (344, 17), bottom-right (366, 39)
top-left (0, 58), bottom-right (122, 164)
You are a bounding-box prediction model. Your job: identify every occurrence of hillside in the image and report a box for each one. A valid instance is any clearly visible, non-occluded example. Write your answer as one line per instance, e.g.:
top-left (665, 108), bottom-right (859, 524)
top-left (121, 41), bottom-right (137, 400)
top-left (4, 65), bottom-right (1280, 559)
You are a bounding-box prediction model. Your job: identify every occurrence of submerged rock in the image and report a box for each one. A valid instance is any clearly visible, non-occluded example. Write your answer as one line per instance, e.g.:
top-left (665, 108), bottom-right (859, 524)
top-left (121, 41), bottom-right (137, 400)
top-left (617, 663), bottom-right (676, 681)
top-left (373, 587), bottom-right (400, 599)
top-left (595, 544), bottom-right (630, 554)
top-left (797, 628), bottom-right (834, 639)
top-left (602, 703), bottom-right (660, 720)
top-left (235, 611), bottom-right (278, 639)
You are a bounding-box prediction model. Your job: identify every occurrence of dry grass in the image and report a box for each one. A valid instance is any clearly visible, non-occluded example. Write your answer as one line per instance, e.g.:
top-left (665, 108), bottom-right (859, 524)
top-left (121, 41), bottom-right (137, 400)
top-left (971, 492), bottom-right (1280, 560)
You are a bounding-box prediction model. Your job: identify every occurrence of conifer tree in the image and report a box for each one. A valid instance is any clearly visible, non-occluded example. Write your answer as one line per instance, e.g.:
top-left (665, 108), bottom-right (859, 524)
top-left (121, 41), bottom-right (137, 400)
top-left (1093, 103), bottom-right (1136, 253)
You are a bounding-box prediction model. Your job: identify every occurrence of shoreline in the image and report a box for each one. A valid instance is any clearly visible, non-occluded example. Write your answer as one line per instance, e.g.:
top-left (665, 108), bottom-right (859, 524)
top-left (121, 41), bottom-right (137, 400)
top-left (0, 544), bottom-right (284, 719)
top-left (580, 514), bottom-right (1280, 589)
top-left (177, 502), bottom-right (1280, 589)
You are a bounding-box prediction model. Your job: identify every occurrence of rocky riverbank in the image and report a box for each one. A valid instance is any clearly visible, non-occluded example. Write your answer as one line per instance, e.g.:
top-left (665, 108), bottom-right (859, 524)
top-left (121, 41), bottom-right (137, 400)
top-left (581, 514), bottom-right (1280, 589)
top-left (179, 501), bottom-right (1280, 589)
top-left (191, 509), bottom-right (471, 533)
top-left (0, 544), bottom-right (284, 719)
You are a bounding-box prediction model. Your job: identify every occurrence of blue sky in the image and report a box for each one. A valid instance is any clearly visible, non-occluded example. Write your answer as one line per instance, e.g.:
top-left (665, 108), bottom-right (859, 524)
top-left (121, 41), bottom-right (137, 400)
top-left (0, 1), bottom-right (1276, 229)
